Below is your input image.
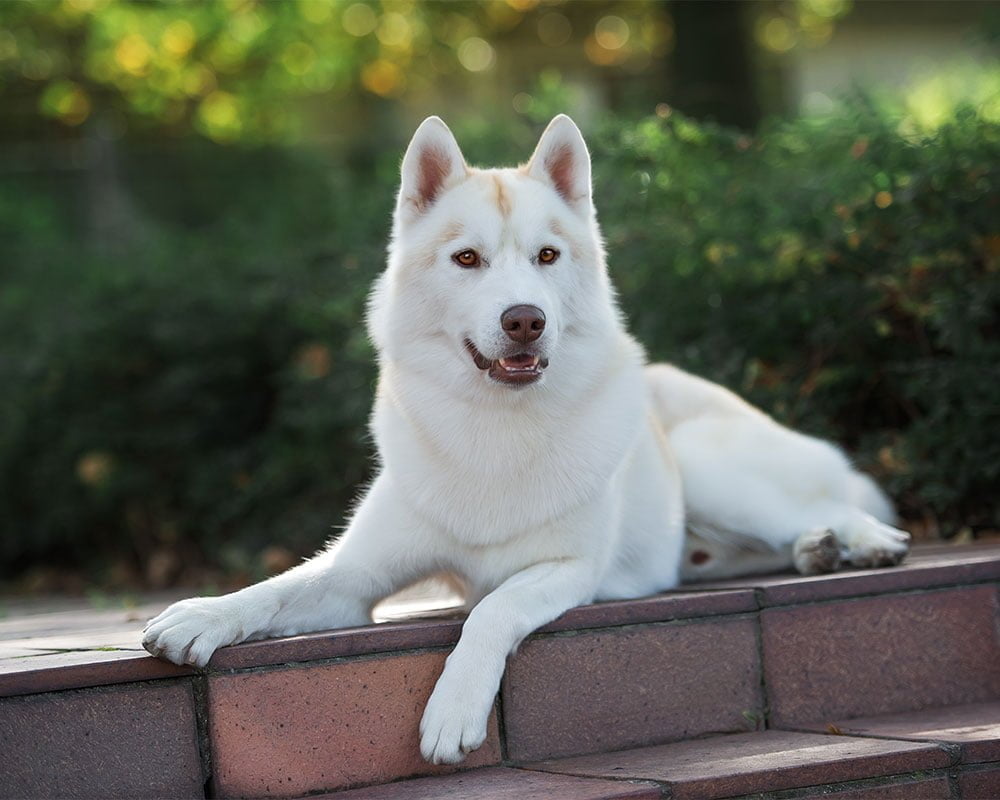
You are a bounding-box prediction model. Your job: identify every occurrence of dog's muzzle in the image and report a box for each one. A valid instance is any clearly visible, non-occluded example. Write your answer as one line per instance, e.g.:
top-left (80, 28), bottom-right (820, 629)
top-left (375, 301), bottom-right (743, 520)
top-left (464, 340), bottom-right (549, 387)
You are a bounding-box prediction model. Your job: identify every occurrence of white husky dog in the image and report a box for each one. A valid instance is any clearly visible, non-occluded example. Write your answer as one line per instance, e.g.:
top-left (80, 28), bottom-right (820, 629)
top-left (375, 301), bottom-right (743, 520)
top-left (143, 115), bottom-right (910, 765)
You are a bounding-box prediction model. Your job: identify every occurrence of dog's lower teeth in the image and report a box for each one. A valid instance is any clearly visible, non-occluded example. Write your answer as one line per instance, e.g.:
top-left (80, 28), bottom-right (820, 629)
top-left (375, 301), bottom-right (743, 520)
top-left (499, 357), bottom-right (539, 370)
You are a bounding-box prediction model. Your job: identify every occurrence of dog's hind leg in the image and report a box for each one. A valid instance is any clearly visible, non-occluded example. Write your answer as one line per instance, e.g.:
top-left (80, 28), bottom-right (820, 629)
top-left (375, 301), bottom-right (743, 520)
top-left (680, 538), bottom-right (794, 581)
top-left (670, 413), bottom-right (910, 579)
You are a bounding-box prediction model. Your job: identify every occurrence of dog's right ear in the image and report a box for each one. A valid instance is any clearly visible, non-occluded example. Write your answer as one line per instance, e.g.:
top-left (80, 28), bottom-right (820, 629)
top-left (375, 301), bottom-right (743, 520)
top-left (397, 117), bottom-right (467, 217)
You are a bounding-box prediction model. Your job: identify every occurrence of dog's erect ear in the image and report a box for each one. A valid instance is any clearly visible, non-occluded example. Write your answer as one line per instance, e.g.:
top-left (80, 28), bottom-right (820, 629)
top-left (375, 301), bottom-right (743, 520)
top-left (526, 115), bottom-right (592, 212)
top-left (398, 116), bottom-right (467, 215)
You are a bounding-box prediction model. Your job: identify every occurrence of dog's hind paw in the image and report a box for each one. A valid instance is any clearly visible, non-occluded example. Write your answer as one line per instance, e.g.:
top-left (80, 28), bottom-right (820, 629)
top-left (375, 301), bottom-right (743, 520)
top-left (793, 528), bottom-right (842, 575)
top-left (844, 517), bottom-right (911, 568)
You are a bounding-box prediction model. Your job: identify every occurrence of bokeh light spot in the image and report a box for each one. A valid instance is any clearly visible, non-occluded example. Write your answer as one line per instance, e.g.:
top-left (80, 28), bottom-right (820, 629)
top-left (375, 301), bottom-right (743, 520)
top-left (198, 90), bottom-right (242, 139)
top-left (40, 79), bottom-right (91, 125)
top-left (21, 50), bottom-right (55, 80)
top-left (376, 12), bottom-right (412, 49)
top-left (458, 37), bottom-right (495, 72)
top-left (757, 17), bottom-right (797, 53)
top-left (342, 3), bottom-right (377, 37)
top-left (595, 16), bottom-right (630, 50)
top-left (282, 41), bottom-right (316, 76)
top-left (584, 34), bottom-right (623, 66)
top-left (537, 12), bottom-right (571, 47)
top-left (162, 20), bottom-right (196, 58)
top-left (512, 92), bottom-right (532, 114)
top-left (646, 17), bottom-right (676, 57)
top-left (296, 343), bottom-right (332, 379)
top-left (76, 451), bottom-right (114, 487)
top-left (183, 64), bottom-right (216, 96)
top-left (361, 58), bottom-right (403, 96)
top-left (65, 0), bottom-right (104, 12)
top-left (299, 0), bottom-right (334, 24)
top-left (801, 0), bottom-right (851, 19)
top-left (0, 30), bottom-right (17, 61)
top-left (115, 32), bottom-right (153, 75)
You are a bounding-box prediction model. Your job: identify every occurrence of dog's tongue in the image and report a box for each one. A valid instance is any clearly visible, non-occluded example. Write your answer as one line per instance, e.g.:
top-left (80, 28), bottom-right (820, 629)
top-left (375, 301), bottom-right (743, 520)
top-left (498, 354), bottom-right (538, 369)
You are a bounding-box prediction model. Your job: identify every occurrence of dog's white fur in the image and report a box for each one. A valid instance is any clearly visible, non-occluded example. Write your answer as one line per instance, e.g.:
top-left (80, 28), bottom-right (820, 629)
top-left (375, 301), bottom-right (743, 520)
top-left (143, 116), bottom-right (909, 765)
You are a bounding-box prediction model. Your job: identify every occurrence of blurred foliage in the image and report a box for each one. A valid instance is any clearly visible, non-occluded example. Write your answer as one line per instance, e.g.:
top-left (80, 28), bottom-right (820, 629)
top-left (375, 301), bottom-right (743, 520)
top-left (0, 0), bottom-right (677, 142)
top-left (598, 100), bottom-right (1000, 531)
top-left (0, 96), bottom-right (997, 586)
top-left (0, 0), bottom-right (870, 143)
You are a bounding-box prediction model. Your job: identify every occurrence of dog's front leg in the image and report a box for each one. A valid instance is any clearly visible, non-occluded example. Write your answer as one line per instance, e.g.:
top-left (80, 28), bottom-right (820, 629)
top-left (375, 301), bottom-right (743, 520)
top-left (419, 557), bottom-right (598, 764)
top-left (143, 474), bottom-right (432, 666)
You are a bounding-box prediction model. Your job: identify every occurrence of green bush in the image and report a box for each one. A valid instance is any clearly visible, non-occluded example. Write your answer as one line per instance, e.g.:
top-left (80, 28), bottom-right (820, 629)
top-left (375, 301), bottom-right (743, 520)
top-left (596, 104), bottom-right (1000, 532)
top-left (1, 103), bottom-right (997, 584)
top-left (0, 149), bottom-right (391, 581)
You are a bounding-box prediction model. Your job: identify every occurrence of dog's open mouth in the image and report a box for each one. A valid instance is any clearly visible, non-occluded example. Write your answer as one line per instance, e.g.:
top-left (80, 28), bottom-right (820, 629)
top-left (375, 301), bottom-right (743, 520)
top-left (465, 340), bottom-right (549, 386)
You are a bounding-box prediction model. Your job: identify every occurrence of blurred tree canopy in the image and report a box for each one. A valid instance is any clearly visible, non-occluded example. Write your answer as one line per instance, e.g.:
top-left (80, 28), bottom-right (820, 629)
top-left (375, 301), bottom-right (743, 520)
top-left (1, 0), bottom-right (669, 141)
top-left (0, 0), bottom-right (861, 142)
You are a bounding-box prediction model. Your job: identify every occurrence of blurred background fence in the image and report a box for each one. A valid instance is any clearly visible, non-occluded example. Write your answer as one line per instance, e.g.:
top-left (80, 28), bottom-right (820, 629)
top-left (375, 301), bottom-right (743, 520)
top-left (1, 0), bottom-right (998, 593)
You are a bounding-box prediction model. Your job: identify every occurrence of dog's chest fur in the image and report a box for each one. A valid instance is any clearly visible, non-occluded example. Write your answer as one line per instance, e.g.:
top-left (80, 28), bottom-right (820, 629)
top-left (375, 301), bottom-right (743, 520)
top-left (373, 346), bottom-right (645, 547)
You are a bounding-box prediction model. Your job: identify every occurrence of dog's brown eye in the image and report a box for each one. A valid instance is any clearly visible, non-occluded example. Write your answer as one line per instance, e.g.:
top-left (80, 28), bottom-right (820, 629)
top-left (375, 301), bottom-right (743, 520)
top-left (538, 247), bottom-right (559, 264)
top-left (453, 249), bottom-right (480, 268)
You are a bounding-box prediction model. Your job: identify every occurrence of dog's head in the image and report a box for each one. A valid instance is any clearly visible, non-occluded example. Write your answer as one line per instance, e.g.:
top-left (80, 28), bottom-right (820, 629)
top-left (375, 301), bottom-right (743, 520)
top-left (369, 115), bottom-right (620, 397)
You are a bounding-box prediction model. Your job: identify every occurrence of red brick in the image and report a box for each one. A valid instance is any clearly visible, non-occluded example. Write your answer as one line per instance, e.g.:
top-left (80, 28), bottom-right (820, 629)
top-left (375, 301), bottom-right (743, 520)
top-left (208, 652), bottom-right (501, 798)
top-left (798, 776), bottom-right (951, 799)
top-left (539, 589), bottom-right (757, 633)
top-left (0, 681), bottom-right (203, 798)
top-left (959, 766), bottom-right (1000, 799)
top-left (317, 766), bottom-right (661, 799)
top-left (209, 618), bottom-right (464, 671)
top-left (502, 616), bottom-right (763, 762)
top-left (761, 586), bottom-right (1000, 726)
top-left (797, 701), bottom-right (1000, 763)
top-left (525, 730), bottom-right (955, 800)
top-left (0, 648), bottom-right (194, 697)
top-left (696, 542), bottom-right (1000, 606)
top-left (206, 591), bottom-right (756, 672)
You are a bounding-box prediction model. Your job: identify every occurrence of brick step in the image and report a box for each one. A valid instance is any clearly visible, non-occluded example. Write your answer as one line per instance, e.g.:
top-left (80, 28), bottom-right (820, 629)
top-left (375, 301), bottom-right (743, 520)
top-left (322, 720), bottom-right (1000, 799)
top-left (319, 766), bottom-right (661, 799)
top-left (1, 543), bottom-right (999, 798)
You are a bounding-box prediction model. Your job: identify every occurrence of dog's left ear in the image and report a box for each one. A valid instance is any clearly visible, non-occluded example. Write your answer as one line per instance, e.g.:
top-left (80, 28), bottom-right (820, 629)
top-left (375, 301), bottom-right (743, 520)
top-left (398, 116), bottom-right (468, 216)
top-left (526, 115), bottom-right (592, 213)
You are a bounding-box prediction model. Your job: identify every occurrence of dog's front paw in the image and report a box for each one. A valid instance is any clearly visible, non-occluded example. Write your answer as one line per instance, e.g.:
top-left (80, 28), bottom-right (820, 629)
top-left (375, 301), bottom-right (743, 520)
top-left (419, 673), bottom-right (491, 765)
top-left (142, 596), bottom-right (242, 667)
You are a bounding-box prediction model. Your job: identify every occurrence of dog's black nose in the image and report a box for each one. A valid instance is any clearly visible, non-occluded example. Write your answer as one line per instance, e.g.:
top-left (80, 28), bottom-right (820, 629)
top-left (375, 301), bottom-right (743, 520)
top-left (501, 305), bottom-right (546, 344)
